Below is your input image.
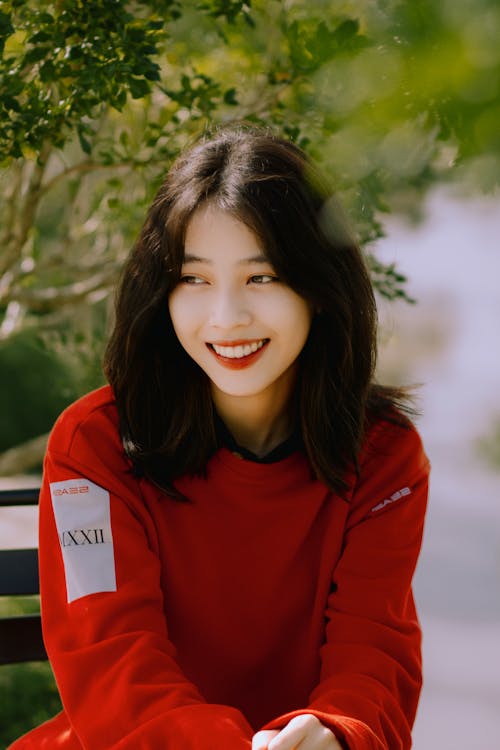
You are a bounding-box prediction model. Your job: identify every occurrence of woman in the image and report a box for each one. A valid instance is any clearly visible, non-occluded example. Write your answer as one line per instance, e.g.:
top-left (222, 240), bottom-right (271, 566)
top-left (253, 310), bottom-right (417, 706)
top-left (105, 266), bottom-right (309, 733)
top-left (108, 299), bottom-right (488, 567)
top-left (10, 124), bottom-right (429, 750)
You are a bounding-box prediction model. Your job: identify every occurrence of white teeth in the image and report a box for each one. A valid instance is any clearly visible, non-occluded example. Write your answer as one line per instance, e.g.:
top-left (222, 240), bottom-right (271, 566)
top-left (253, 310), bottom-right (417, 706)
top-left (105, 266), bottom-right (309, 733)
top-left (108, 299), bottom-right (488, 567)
top-left (211, 340), bottom-right (266, 359)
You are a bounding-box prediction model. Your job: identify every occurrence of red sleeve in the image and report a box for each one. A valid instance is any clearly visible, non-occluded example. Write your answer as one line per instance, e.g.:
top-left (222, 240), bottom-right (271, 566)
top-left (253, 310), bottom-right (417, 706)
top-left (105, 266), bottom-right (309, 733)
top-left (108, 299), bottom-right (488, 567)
top-left (260, 420), bottom-right (430, 750)
top-left (38, 409), bottom-right (253, 750)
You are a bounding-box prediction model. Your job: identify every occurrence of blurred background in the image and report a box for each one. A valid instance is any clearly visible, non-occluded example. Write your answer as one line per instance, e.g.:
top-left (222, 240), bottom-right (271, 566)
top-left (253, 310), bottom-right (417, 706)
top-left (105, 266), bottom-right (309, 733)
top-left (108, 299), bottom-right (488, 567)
top-left (376, 189), bottom-right (500, 749)
top-left (1, 1), bottom-right (499, 747)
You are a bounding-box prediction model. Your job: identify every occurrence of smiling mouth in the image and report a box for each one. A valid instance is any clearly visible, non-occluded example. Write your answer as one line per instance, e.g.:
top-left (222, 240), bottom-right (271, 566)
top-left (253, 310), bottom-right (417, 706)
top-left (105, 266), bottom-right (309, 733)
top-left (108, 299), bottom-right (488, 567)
top-left (206, 338), bottom-right (270, 369)
top-left (208, 339), bottom-right (269, 359)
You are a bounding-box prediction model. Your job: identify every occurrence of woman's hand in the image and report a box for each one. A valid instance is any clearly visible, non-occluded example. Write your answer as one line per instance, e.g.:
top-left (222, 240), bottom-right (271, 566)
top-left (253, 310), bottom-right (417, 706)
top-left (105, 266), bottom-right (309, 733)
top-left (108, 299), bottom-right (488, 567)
top-left (252, 714), bottom-right (342, 749)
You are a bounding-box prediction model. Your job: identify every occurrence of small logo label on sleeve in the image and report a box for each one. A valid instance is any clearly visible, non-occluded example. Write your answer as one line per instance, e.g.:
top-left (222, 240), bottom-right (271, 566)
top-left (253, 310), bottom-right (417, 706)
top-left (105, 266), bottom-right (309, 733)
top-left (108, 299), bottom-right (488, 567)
top-left (50, 478), bottom-right (117, 603)
top-left (371, 486), bottom-right (411, 513)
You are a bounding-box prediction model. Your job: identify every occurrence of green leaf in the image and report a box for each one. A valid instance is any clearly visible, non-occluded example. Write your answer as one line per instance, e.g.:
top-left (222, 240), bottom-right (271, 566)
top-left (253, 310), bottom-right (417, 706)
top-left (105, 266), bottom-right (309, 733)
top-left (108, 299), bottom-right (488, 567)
top-left (37, 12), bottom-right (55, 25)
top-left (77, 127), bottom-right (92, 155)
top-left (287, 17), bottom-right (369, 74)
top-left (126, 25), bottom-right (147, 43)
top-left (24, 46), bottom-right (50, 64)
top-left (223, 87), bottom-right (238, 105)
top-left (144, 67), bottom-right (161, 81)
top-left (128, 76), bottom-right (151, 99)
top-left (333, 19), bottom-right (359, 45)
top-left (39, 60), bottom-right (57, 83)
top-left (148, 19), bottom-right (165, 30)
top-left (28, 31), bottom-right (53, 44)
top-left (114, 89), bottom-right (127, 110)
top-left (67, 45), bottom-right (85, 60)
top-left (2, 95), bottom-right (21, 113)
top-left (0, 10), bottom-right (14, 41)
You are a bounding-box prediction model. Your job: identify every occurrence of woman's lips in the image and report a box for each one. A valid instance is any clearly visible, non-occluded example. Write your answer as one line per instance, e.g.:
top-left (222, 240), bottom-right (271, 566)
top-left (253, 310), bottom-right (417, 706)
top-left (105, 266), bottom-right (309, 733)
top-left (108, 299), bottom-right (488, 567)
top-left (206, 339), bottom-right (270, 370)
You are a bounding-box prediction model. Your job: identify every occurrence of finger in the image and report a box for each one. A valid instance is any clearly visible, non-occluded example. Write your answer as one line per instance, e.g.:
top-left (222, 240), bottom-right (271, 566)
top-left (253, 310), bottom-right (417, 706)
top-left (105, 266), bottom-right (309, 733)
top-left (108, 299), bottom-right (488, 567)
top-left (293, 725), bottom-right (342, 750)
top-left (252, 730), bottom-right (281, 750)
top-left (267, 714), bottom-right (339, 750)
top-left (267, 715), bottom-right (312, 749)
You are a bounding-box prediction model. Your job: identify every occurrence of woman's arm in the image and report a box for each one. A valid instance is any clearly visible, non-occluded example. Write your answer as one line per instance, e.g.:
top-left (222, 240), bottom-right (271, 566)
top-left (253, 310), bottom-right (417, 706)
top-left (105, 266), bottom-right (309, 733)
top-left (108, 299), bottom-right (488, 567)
top-left (38, 401), bottom-right (253, 750)
top-left (256, 421), bottom-right (430, 750)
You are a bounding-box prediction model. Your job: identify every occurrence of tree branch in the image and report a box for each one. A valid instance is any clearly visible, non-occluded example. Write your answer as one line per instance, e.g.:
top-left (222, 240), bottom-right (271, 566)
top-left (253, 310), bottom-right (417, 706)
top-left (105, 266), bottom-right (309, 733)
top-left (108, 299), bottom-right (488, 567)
top-left (17, 141), bottom-right (53, 252)
top-left (39, 153), bottom-right (172, 198)
top-left (7, 264), bottom-right (118, 313)
top-left (0, 161), bottom-right (24, 250)
top-left (39, 159), bottom-right (106, 197)
top-left (0, 141), bottom-right (52, 277)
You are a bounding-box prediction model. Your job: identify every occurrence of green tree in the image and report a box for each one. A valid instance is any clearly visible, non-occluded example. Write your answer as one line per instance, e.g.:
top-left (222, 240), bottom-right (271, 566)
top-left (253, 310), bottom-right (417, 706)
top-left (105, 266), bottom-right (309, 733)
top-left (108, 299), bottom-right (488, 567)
top-left (0, 0), bottom-right (499, 468)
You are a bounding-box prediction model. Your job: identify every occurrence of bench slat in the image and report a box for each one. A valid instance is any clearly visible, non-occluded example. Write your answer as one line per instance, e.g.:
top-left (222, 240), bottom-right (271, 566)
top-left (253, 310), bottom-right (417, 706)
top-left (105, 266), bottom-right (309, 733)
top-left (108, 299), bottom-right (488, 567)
top-left (0, 489), bottom-right (48, 663)
top-left (0, 488), bottom-right (40, 507)
top-left (0, 548), bottom-right (40, 596)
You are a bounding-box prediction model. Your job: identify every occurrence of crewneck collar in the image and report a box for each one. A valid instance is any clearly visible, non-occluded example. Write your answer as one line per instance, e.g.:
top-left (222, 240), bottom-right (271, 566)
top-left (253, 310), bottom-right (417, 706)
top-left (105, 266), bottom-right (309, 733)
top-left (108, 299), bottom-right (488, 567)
top-left (214, 412), bottom-right (303, 464)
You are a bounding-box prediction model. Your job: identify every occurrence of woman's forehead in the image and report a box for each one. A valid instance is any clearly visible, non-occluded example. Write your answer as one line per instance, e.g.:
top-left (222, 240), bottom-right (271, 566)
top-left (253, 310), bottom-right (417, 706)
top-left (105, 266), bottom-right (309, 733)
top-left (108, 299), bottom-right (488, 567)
top-left (182, 204), bottom-right (272, 264)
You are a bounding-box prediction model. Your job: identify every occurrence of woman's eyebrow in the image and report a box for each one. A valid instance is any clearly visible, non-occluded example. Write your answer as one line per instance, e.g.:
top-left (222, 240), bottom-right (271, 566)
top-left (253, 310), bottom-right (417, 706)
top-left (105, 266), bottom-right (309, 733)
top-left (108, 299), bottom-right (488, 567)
top-left (183, 253), bottom-right (270, 265)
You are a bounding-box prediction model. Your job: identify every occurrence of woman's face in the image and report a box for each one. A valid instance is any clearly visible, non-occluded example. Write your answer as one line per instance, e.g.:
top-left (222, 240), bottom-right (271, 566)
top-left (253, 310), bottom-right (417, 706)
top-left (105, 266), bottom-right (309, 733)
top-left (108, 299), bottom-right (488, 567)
top-left (168, 204), bottom-right (312, 409)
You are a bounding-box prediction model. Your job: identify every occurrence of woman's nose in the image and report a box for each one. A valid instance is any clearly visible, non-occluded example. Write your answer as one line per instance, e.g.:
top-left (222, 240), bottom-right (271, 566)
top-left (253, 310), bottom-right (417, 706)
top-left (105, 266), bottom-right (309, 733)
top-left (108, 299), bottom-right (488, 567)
top-left (207, 289), bottom-right (252, 329)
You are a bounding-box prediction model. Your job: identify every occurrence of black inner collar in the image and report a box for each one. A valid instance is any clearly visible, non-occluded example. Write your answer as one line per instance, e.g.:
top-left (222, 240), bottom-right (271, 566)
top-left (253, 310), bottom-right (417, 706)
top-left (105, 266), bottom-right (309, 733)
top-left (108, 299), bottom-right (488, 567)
top-left (214, 413), bottom-right (302, 464)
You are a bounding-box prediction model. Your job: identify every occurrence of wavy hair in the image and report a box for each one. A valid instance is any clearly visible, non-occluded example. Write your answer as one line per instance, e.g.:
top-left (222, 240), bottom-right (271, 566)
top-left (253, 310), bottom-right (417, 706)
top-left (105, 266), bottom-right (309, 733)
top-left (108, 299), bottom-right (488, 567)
top-left (104, 124), bottom-right (411, 497)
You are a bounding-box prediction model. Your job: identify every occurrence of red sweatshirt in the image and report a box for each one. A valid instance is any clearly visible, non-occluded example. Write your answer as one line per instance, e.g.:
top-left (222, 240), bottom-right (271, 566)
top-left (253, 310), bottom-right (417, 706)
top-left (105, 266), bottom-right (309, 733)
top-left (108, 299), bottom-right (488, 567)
top-left (10, 385), bottom-right (429, 750)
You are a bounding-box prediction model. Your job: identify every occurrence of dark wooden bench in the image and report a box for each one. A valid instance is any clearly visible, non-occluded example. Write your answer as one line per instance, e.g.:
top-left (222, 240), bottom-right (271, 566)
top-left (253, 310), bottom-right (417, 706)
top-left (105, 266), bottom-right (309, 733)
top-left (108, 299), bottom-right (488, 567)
top-left (0, 488), bottom-right (47, 664)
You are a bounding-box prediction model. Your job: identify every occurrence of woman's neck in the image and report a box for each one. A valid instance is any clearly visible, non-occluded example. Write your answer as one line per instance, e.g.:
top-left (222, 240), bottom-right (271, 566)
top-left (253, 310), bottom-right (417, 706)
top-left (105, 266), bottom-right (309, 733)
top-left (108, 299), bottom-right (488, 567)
top-left (211, 373), bottom-right (297, 457)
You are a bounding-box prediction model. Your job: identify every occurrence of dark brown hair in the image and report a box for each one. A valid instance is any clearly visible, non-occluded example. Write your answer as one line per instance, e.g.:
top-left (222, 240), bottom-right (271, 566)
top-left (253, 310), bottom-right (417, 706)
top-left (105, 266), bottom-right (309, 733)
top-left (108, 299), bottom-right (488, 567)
top-left (104, 123), bottom-right (411, 497)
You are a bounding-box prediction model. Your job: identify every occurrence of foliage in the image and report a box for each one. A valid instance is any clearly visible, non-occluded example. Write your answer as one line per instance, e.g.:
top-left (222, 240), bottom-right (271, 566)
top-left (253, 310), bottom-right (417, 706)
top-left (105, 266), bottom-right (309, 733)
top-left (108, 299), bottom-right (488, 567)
top-left (0, 661), bottom-right (61, 747)
top-left (0, 597), bottom-right (61, 747)
top-left (0, 0), bottom-right (499, 458)
top-left (0, 1), bottom-right (167, 158)
top-left (0, 328), bottom-right (104, 454)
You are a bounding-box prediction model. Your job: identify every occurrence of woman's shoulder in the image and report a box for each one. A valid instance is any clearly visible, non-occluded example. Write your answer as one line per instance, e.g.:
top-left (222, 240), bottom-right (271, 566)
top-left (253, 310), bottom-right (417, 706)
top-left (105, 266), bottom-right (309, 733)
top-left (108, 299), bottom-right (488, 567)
top-left (343, 411), bottom-right (430, 521)
top-left (360, 410), bottom-right (429, 479)
top-left (47, 385), bottom-right (121, 459)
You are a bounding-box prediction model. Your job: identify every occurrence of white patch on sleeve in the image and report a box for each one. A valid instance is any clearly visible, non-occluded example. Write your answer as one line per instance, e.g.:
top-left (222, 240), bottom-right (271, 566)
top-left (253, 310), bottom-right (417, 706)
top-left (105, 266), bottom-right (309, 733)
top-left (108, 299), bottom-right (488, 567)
top-left (371, 486), bottom-right (411, 513)
top-left (50, 478), bottom-right (116, 603)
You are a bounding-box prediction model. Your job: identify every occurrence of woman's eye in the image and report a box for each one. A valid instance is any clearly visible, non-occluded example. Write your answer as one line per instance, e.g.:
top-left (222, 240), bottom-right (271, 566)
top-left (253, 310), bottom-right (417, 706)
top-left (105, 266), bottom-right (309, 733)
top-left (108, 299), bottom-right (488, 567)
top-left (180, 275), bottom-right (205, 285)
top-left (249, 274), bottom-right (278, 284)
